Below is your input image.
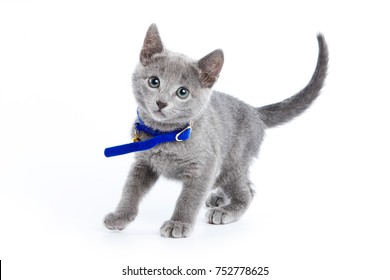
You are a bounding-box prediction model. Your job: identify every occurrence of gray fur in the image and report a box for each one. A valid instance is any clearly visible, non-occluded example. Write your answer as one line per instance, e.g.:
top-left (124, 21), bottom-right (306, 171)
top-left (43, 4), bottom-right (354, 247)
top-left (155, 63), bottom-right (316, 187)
top-left (104, 24), bottom-right (329, 238)
top-left (259, 34), bottom-right (328, 127)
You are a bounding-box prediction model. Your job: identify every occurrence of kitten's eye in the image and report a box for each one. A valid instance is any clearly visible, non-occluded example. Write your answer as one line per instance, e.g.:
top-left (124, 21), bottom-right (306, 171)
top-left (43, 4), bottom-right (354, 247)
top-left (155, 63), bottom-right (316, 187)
top-left (176, 87), bottom-right (190, 99)
top-left (148, 76), bottom-right (160, 88)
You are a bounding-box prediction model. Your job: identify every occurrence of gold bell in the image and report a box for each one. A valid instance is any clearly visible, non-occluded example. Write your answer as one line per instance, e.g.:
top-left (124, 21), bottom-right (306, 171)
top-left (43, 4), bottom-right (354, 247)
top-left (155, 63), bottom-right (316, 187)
top-left (133, 135), bottom-right (141, 142)
top-left (133, 129), bottom-right (141, 142)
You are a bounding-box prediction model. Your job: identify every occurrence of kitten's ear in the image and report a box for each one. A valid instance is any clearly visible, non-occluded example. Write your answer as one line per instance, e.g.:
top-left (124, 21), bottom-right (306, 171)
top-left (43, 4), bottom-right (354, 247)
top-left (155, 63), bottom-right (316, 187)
top-left (140, 23), bottom-right (164, 66)
top-left (197, 49), bottom-right (224, 88)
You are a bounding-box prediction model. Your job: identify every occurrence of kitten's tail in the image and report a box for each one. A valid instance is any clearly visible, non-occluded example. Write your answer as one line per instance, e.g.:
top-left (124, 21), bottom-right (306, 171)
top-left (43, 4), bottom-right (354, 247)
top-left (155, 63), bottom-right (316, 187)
top-left (258, 34), bottom-right (328, 128)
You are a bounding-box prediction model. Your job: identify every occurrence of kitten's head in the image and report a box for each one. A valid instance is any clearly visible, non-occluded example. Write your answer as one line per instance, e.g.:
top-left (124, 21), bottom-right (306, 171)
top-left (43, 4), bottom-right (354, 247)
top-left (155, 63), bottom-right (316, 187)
top-left (132, 24), bottom-right (224, 126)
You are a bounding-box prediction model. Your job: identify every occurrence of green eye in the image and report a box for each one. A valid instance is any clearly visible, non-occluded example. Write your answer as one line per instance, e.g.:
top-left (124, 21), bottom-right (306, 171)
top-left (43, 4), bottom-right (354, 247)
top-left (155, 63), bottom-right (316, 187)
top-left (148, 76), bottom-right (160, 88)
top-left (176, 87), bottom-right (190, 99)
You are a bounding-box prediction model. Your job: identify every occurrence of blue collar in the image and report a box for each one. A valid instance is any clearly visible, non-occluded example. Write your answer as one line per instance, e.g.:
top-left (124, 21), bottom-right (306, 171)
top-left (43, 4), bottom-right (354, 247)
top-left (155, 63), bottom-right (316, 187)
top-left (104, 113), bottom-right (192, 157)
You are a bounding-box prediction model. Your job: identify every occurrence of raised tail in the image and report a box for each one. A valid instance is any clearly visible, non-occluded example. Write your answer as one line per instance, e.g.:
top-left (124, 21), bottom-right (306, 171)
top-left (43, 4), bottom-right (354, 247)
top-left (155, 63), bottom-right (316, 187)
top-left (258, 34), bottom-right (329, 128)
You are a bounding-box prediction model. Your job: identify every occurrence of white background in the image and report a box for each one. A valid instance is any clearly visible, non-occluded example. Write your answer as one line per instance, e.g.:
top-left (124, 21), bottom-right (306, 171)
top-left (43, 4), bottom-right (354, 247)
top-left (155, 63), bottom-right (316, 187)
top-left (1, 0), bottom-right (389, 279)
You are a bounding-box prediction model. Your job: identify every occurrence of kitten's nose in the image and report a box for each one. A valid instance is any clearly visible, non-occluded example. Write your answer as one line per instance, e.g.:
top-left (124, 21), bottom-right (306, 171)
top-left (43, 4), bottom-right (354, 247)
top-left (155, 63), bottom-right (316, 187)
top-left (156, 100), bottom-right (167, 110)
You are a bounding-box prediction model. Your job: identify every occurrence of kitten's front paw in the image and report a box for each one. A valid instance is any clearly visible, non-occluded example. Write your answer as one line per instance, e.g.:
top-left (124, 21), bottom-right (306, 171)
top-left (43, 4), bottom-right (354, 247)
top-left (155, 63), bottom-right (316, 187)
top-left (206, 208), bottom-right (236, 225)
top-left (104, 212), bottom-right (134, 231)
top-left (160, 220), bottom-right (192, 238)
top-left (206, 192), bottom-right (228, 207)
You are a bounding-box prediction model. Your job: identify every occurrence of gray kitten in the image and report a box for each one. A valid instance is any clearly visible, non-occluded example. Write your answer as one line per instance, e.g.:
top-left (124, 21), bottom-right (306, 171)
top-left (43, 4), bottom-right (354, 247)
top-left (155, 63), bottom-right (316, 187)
top-left (104, 24), bottom-right (328, 238)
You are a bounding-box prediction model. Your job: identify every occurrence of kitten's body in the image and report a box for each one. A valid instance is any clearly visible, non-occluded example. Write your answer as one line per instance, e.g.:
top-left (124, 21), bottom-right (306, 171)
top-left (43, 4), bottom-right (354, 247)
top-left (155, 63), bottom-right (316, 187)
top-left (104, 24), bottom-right (328, 238)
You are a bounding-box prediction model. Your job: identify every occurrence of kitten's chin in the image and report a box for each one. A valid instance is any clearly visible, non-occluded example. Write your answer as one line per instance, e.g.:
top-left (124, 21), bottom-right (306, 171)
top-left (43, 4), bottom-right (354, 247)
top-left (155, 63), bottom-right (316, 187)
top-left (149, 111), bottom-right (190, 128)
top-left (150, 110), bottom-right (167, 121)
top-left (141, 107), bottom-right (190, 128)
top-left (149, 110), bottom-right (180, 124)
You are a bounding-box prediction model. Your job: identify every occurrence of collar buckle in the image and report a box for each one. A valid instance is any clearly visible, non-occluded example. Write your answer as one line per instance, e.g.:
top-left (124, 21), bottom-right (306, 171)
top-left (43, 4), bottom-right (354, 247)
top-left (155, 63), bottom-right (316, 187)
top-left (175, 125), bottom-right (192, 142)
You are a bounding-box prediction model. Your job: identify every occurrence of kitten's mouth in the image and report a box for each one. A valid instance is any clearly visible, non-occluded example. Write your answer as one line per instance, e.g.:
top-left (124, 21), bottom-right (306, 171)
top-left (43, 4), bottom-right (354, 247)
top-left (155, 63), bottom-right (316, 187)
top-left (151, 109), bottom-right (167, 120)
top-left (155, 109), bottom-right (165, 115)
top-left (145, 106), bottom-right (173, 122)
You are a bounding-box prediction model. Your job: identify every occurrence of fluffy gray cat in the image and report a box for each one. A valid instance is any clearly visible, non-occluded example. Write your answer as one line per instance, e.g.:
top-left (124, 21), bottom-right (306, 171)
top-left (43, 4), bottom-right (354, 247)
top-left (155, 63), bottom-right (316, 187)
top-left (104, 24), bottom-right (328, 238)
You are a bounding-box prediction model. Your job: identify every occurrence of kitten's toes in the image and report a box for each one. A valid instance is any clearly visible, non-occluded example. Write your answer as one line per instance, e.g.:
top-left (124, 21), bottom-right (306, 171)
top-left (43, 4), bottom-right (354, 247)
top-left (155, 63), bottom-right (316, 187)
top-left (206, 208), bottom-right (237, 225)
top-left (104, 212), bottom-right (133, 231)
top-left (160, 220), bottom-right (192, 238)
top-left (206, 192), bottom-right (228, 207)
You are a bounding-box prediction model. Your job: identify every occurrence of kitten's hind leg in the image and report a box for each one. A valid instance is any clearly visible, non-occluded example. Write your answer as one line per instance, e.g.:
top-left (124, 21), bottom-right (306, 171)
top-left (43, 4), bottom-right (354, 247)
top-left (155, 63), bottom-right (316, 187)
top-left (206, 179), bottom-right (254, 225)
top-left (206, 188), bottom-right (229, 207)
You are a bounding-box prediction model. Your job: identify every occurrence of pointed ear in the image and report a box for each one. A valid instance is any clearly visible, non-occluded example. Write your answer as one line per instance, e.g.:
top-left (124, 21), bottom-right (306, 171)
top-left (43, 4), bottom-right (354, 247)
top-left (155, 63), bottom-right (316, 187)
top-left (140, 23), bottom-right (164, 66)
top-left (197, 49), bottom-right (224, 88)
